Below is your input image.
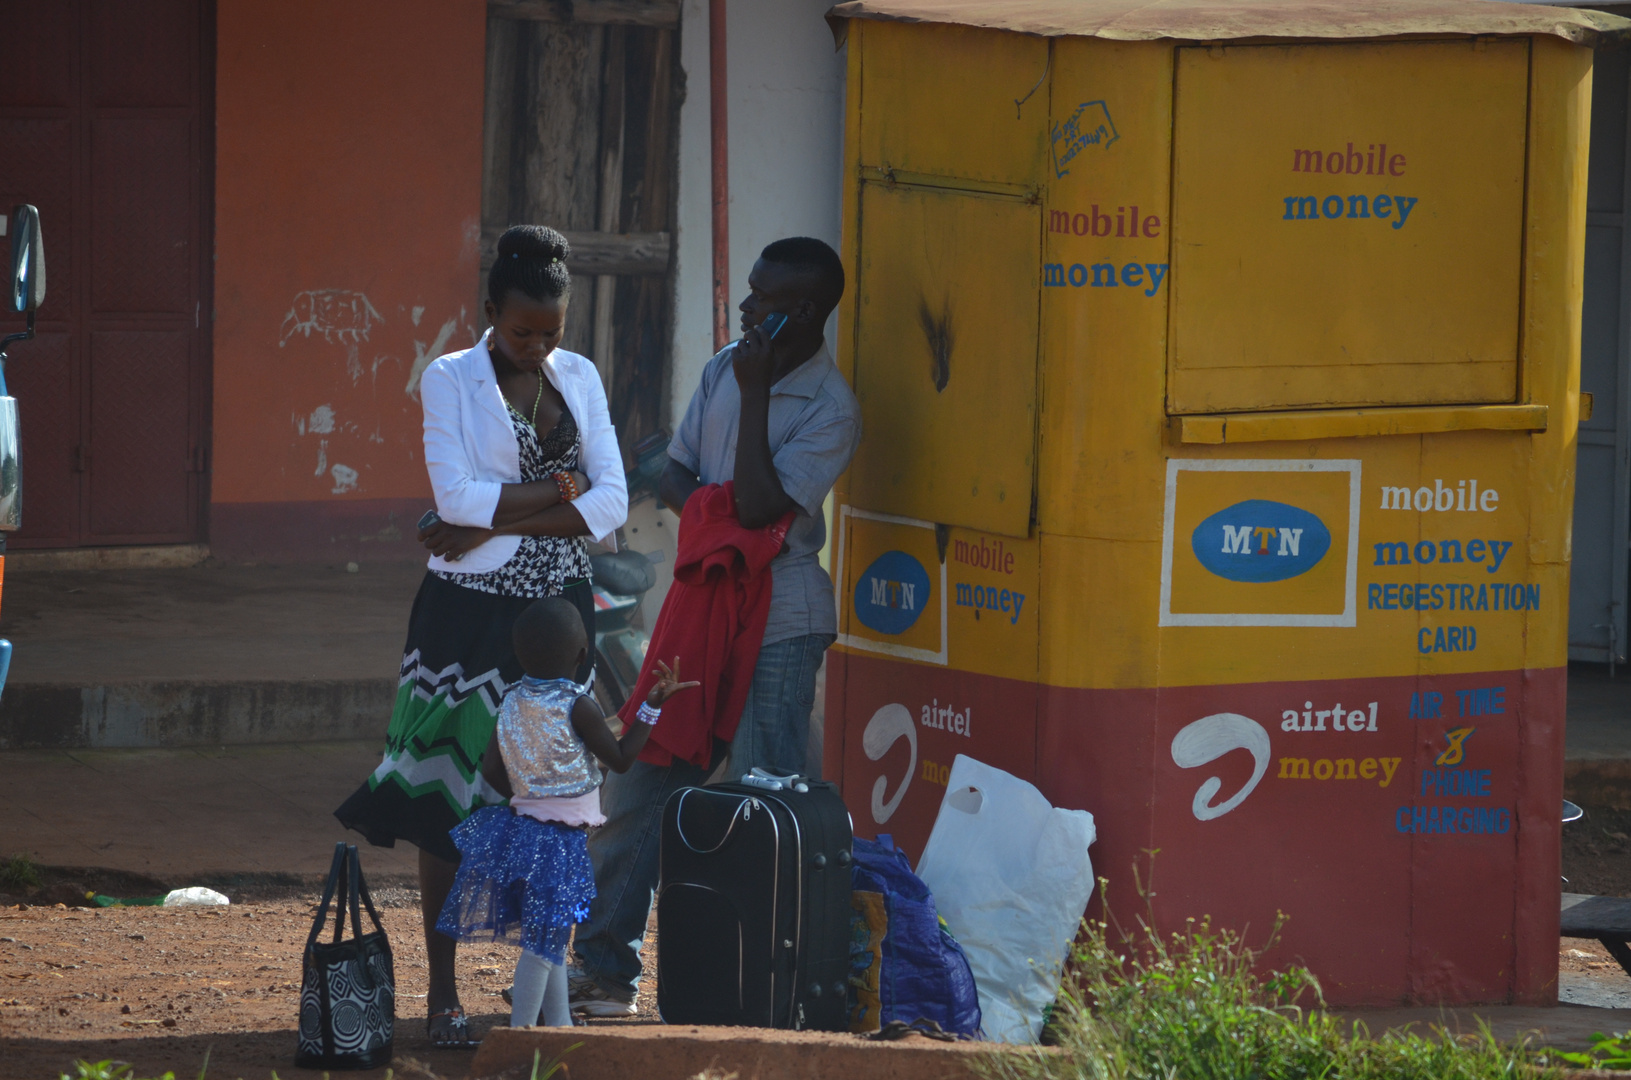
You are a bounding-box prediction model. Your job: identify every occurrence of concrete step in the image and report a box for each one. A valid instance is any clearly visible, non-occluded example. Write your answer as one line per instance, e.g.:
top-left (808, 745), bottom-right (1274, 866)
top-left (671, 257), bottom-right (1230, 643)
top-left (0, 561), bottom-right (421, 749)
top-left (0, 678), bottom-right (393, 748)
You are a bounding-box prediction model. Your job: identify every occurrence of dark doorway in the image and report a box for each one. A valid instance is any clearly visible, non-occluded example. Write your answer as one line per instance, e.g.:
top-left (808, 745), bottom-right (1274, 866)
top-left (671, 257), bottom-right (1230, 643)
top-left (0, 0), bottom-right (212, 549)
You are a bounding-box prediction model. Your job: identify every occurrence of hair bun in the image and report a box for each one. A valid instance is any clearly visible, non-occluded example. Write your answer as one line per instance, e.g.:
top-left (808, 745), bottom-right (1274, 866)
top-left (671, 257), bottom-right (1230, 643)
top-left (488, 223), bottom-right (574, 309)
top-left (496, 224), bottom-right (570, 264)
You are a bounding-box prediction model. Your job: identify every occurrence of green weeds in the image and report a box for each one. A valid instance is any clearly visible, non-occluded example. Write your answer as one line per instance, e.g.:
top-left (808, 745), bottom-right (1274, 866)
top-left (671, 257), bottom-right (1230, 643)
top-left (977, 875), bottom-right (1558, 1080)
top-left (528, 1043), bottom-right (578, 1080)
top-left (1550, 1030), bottom-right (1631, 1070)
top-left (58, 1048), bottom-right (208, 1080)
top-left (0, 851), bottom-right (41, 890)
top-left (59, 1063), bottom-right (173, 1080)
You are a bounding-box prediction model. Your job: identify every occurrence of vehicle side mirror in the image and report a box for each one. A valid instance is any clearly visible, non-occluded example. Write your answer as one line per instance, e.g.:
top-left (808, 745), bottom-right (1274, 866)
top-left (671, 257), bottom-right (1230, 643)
top-left (9, 204), bottom-right (45, 315)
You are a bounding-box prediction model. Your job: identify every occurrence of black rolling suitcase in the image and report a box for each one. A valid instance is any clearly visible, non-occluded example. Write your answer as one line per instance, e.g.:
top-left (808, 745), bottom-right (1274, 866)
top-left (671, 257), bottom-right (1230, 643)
top-left (656, 769), bottom-right (853, 1030)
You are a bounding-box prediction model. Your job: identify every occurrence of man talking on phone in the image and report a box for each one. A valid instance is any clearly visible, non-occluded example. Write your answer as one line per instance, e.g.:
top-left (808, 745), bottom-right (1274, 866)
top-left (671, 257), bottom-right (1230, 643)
top-left (569, 236), bottom-right (860, 1016)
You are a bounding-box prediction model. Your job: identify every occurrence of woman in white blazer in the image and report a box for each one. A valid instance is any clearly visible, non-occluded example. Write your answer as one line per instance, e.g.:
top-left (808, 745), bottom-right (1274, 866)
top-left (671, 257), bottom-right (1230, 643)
top-left (336, 226), bottom-right (627, 1047)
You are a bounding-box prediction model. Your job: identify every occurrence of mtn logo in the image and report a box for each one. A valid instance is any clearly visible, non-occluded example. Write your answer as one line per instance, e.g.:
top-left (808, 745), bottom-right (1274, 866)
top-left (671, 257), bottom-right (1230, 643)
top-left (853, 550), bottom-right (932, 636)
top-left (1191, 499), bottom-right (1332, 583)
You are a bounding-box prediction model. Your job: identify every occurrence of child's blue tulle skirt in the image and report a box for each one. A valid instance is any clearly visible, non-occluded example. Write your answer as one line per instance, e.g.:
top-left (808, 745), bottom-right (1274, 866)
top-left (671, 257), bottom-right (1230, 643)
top-left (433, 805), bottom-right (595, 964)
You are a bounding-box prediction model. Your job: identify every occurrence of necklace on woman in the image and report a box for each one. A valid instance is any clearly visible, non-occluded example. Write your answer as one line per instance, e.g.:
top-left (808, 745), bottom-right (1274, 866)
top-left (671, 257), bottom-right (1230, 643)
top-left (491, 336), bottom-right (546, 428)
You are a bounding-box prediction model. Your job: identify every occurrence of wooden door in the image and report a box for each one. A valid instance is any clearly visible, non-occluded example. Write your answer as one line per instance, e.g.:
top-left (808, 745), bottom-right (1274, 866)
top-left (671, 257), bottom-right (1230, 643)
top-left (483, 0), bottom-right (680, 462)
top-left (0, 0), bottom-right (211, 548)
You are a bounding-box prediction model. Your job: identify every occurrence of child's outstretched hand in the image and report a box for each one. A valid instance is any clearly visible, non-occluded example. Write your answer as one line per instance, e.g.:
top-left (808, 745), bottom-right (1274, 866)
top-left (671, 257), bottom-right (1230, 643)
top-left (647, 658), bottom-right (700, 708)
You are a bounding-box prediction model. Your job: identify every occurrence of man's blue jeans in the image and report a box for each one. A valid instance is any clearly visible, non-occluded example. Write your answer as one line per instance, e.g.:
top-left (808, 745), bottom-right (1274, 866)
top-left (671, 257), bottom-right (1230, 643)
top-left (574, 632), bottom-right (833, 994)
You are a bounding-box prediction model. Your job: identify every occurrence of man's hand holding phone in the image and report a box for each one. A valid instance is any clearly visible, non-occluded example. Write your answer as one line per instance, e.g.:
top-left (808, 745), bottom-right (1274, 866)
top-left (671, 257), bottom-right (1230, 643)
top-left (733, 311), bottom-right (788, 394)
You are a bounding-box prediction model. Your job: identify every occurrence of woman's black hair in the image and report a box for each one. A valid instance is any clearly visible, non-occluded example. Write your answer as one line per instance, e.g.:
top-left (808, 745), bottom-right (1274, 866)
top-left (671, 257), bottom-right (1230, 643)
top-left (488, 225), bottom-right (573, 311)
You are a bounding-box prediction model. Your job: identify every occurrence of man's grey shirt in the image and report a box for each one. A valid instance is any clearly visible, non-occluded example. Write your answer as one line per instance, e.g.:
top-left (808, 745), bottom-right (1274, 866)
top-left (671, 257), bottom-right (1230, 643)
top-left (669, 342), bottom-right (861, 645)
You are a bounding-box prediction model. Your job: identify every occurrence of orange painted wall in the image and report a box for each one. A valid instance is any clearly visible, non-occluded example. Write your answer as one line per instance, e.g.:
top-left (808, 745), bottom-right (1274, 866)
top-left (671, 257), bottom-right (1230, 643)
top-left (212, 0), bottom-right (484, 557)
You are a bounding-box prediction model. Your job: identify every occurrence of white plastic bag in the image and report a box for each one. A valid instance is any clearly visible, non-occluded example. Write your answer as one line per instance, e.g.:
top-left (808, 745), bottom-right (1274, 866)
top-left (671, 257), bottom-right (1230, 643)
top-left (162, 887), bottom-right (229, 907)
top-left (915, 754), bottom-right (1096, 1043)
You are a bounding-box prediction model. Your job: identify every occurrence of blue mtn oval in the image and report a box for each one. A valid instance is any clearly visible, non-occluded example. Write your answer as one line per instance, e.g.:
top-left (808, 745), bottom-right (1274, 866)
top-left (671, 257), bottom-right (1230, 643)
top-left (854, 550), bottom-right (932, 635)
top-left (1191, 499), bottom-right (1331, 583)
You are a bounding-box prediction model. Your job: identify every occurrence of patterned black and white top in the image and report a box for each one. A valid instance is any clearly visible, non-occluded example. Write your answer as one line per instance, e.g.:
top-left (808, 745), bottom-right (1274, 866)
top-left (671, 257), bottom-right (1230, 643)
top-left (434, 399), bottom-right (592, 598)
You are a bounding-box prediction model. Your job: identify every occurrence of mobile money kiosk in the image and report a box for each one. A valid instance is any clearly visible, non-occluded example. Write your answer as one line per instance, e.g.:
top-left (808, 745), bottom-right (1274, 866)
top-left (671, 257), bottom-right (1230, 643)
top-left (822, 0), bottom-right (1629, 1004)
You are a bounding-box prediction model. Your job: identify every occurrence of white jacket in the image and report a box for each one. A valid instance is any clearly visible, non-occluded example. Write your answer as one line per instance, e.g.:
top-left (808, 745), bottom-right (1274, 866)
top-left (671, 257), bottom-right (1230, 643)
top-left (421, 332), bottom-right (627, 574)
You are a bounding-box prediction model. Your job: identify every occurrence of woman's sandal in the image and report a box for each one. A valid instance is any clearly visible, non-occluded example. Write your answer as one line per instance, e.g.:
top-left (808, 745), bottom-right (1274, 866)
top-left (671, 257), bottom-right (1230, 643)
top-left (428, 1006), bottom-right (476, 1049)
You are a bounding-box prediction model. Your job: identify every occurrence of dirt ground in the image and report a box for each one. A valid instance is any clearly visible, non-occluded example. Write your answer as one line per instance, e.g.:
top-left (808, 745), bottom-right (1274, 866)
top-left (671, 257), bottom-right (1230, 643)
top-left (1558, 801), bottom-right (1631, 989)
top-left (0, 873), bottom-right (661, 1080)
top-left (1, 800), bottom-right (1628, 1080)
top-left (1563, 801), bottom-right (1631, 898)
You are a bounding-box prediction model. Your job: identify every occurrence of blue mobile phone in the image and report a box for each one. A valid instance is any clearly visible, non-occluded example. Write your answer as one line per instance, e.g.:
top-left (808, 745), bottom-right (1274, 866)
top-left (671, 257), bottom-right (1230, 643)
top-left (760, 312), bottom-right (788, 339)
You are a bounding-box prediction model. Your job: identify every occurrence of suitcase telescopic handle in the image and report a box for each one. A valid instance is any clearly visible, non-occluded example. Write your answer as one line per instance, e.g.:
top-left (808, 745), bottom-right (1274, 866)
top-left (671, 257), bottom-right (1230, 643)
top-left (741, 767), bottom-right (810, 793)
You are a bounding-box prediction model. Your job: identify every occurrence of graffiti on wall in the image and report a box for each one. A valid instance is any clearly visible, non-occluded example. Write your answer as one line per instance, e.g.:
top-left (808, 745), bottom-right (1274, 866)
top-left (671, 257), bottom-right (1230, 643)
top-left (1050, 100), bottom-right (1119, 178)
top-left (280, 290), bottom-right (382, 346)
top-left (278, 289), bottom-right (479, 495)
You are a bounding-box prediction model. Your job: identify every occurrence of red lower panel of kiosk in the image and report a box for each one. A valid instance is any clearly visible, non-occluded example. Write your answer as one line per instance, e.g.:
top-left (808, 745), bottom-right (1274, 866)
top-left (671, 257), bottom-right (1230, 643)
top-left (829, 651), bottom-right (1564, 1005)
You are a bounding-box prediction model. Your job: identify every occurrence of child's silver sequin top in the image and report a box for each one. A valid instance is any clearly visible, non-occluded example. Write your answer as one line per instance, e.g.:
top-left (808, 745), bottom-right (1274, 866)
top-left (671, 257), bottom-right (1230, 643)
top-left (497, 676), bottom-right (600, 799)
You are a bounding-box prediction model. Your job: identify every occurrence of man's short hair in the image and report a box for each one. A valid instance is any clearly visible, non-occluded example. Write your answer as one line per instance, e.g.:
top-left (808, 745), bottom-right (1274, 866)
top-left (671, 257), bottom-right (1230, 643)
top-left (760, 236), bottom-right (845, 319)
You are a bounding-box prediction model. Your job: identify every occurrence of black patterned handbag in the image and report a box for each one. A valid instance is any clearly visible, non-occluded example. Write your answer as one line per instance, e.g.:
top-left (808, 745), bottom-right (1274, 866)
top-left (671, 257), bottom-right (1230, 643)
top-left (296, 842), bottom-right (395, 1069)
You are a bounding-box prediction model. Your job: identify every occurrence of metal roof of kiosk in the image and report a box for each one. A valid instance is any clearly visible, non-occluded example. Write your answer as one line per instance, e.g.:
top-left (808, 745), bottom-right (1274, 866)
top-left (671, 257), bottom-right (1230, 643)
top-left (824, 0), bottom-right (1631, 45)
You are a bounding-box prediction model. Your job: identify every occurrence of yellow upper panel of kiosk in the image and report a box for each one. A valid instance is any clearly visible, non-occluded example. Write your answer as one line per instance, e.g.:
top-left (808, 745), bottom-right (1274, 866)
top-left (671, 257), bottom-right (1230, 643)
top-left (833, 0), bottom-right (1628, 532)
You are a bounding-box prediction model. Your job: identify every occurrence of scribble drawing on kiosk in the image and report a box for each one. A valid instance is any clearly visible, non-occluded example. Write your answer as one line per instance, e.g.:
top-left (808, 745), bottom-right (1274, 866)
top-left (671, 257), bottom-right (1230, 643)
top-left (1192, 500), bottom-right (1331, 583)
top-left (1050, 100), bottom-right (1118, 177)
top-left (854, 550), bottom-right (932, 636)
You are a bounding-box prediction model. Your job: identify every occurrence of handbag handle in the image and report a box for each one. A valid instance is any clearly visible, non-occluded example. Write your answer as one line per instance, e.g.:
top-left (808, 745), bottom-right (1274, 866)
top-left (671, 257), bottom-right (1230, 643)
top-left (304, 842), bottom-right (390, 947)
top-left (304, 842), bottom-right (348, 950)
top-left (349, 845), bottom-right (388, 940)
top-left (343, 845), bottom-right (388, 942)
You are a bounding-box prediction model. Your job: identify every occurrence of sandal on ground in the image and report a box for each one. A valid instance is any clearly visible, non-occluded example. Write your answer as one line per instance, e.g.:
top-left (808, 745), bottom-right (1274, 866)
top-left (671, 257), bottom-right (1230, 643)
top-left (428, 1006), bottom-right (476, 1049)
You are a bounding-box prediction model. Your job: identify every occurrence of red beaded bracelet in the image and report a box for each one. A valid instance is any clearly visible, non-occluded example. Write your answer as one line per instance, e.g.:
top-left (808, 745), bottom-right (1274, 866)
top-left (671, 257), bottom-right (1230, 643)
top-left (552, 471), bottom-right (579, 503)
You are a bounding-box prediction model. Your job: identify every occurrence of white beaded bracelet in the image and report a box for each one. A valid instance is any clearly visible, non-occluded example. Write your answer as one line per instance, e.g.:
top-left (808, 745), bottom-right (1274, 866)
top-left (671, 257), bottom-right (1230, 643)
top-left (636, 702), bottom-right (661, 726)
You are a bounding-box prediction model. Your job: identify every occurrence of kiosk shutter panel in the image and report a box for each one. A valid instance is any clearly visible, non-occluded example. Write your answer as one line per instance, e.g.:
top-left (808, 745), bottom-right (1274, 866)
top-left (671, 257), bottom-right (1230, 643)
top-left (848, 180), bottom-right (1039, 538)
top-left (1167, 40), bottom-right (1529, 414)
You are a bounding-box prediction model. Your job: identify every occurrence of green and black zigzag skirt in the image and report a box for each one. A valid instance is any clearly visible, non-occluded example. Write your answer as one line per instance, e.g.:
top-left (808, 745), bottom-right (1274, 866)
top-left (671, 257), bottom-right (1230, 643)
top-left (335, 571), bottom-right (594, 863)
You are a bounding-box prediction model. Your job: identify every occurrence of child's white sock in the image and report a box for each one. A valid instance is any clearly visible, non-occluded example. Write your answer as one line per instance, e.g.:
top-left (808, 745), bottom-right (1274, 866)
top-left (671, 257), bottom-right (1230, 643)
top-left (540, 953), bottom-right (572, 1027)
top-left (510, 949), bottom-right (574, 1028)
top-left (510, 949), bottom-right (550, 1028)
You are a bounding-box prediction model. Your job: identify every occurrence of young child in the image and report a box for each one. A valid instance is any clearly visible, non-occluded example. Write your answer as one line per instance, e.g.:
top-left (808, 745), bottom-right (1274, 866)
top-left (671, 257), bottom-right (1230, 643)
top-left (435, 596), bottom-right (696, 1029)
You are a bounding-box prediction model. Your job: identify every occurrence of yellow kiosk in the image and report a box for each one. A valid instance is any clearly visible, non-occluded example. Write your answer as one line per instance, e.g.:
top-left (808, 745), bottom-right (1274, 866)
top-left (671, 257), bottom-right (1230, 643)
top-left (822, 0), bottom-right (1628, 1004)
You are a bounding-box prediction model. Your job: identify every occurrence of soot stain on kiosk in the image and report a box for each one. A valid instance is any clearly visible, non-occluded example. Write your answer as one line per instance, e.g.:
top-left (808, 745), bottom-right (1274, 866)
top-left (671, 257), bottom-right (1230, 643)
top-left (919, 299), bottom-right (954, 392)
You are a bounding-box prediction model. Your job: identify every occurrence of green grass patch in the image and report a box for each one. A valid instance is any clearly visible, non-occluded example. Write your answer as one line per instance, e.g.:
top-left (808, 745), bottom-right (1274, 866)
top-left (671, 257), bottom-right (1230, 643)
top-left (60, 1062), bottom-right (176, 1080)
top-left (976, 875), bottom-right (1563, 1080)
top-left (59, 1050), bottom-right (210, 1080)
top-left (1551, 1030), bottom-right (1631, 1071)
top-left (0, 851), bottom-right (41, 890)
